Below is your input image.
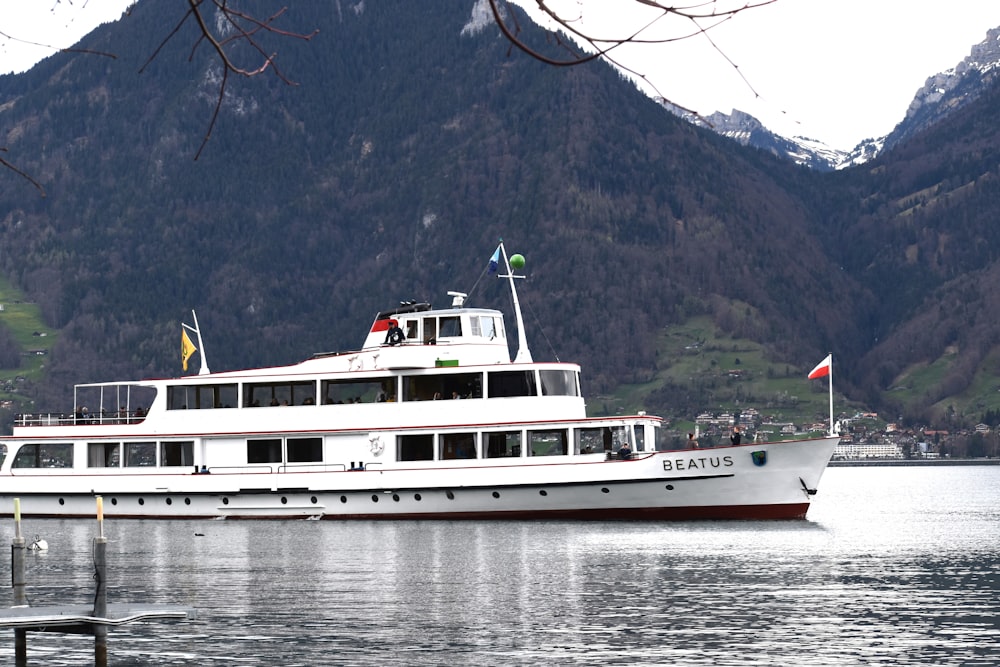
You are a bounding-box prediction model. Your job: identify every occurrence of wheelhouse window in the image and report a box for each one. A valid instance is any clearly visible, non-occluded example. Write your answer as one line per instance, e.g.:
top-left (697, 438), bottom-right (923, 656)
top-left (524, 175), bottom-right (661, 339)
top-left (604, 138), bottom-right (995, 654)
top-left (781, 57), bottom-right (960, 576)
top-left (470, 315), bottom-right (502, 340)
top-left (438, 315), bottom-right (462, 339)
top-left (485, 430), bottom-right (521, 458)
top-left (125, 441), bottom-right (156, 467)
top-left (440, 433), bottom-right (477, 460)
top-left (88, 442), bottom-right (120, 468)
top-left (161, 441), bottom-right (194, 467)
top-left (539, 369), bottom-right (579, 397)
top-left (322, 377), bottom-right (395, 404)
top-left (167, 383), bottom-right (237, 410)
top-left (287, 437), bottom-right (323, 463)
top-left (397, 434), bottom-right (434, 462)
top-left (12, 443), bottom-right (74, 468)
top-left (244, 381), bottom-right (316, 407)
top-left (575, 426), bottom-right (628, 454)
top-left (248, 438), bottom-right (282, 464)
top-left (634, 425), bottom-right (646, 452)
top-left (652, 424), bottom-right (665, 451)
top-left (488, 370), bottom-right (536, 398)
top-left (529, 429), bottom-right (568, 457)
top-left (403, 372), bottom-right (482, 401)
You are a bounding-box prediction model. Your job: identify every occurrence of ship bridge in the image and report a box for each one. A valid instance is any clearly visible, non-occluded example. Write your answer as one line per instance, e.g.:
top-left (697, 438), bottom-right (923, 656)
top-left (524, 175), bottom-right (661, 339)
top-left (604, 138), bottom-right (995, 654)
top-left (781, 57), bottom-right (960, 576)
top-left (359, 292), bottom-right (511, 367)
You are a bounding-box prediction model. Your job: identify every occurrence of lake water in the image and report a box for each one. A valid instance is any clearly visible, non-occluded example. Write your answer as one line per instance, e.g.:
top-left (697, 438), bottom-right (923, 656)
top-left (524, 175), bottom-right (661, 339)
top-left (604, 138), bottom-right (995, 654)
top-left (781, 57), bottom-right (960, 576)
top-left (2, 465), bottom-right (998, 666)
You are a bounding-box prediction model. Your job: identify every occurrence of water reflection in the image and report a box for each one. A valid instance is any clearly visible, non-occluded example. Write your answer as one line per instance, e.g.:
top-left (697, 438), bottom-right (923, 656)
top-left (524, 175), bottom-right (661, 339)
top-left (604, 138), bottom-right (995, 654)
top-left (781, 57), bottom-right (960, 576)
top-left (0, 466), bottom-right (997, 665)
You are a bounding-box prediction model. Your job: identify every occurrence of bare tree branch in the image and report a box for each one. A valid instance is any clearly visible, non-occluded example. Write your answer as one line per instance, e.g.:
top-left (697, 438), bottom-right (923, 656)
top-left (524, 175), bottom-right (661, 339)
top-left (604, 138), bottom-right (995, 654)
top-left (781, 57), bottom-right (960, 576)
top-left (489, 0), bottom-right (774, 112)
top-left (0, 149), bottom-right (45, 196)
top-left (141, 1), bottom-right (319, 160)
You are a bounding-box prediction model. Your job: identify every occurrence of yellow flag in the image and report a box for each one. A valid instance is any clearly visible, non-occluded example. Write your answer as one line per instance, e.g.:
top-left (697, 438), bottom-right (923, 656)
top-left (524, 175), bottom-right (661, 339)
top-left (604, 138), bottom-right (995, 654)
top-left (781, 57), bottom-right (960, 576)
top-left (181, 329), bottom-right (197, 371)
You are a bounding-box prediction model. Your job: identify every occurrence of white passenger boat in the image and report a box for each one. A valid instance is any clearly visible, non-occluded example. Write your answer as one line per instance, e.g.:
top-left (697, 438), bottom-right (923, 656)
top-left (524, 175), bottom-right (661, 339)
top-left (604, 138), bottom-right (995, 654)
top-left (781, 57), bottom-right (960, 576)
top-left (0, 244), bottom-right (838, 520)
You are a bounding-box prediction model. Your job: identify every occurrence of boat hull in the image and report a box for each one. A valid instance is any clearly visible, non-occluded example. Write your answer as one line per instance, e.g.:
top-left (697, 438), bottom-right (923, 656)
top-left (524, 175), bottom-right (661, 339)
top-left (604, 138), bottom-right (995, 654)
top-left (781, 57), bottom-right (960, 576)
top-left (0, 436), bottom-right (837, 521)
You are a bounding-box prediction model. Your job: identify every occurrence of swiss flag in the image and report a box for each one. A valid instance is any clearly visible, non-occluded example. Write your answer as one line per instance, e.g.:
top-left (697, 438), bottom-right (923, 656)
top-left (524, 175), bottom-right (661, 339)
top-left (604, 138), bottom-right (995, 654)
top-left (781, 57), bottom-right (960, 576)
top-left (808, 354), bottom-right (832, 380)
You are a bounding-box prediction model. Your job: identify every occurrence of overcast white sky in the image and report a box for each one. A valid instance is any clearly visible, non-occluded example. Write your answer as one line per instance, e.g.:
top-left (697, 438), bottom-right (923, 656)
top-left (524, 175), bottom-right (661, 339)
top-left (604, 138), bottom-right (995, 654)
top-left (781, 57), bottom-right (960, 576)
top-left (2, 1), bottom-right (1000, 150)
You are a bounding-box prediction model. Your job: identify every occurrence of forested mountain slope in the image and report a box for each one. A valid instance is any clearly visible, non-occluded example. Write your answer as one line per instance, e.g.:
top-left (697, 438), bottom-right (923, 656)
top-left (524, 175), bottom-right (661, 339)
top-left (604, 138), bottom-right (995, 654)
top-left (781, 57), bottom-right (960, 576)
top-left (1, 0), bottom-right (997, 425)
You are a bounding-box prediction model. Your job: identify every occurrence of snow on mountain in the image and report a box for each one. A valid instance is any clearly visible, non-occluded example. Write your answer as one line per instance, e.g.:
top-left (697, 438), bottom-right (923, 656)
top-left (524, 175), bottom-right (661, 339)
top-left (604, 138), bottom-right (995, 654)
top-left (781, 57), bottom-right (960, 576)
top-left (661, 27), bottom-right (1000, 171)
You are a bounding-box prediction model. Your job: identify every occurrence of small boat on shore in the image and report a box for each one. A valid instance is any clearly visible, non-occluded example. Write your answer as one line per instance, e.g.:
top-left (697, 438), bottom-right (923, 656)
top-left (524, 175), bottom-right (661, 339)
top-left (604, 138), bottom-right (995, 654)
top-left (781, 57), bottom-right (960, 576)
top-left (0, 243), bottom-right (838, 520)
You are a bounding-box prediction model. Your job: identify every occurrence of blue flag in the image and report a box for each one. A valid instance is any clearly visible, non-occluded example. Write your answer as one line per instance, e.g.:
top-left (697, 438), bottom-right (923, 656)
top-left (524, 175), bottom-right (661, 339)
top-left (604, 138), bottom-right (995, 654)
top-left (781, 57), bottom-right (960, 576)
top-left (488, 246), bottom-right (500, 273)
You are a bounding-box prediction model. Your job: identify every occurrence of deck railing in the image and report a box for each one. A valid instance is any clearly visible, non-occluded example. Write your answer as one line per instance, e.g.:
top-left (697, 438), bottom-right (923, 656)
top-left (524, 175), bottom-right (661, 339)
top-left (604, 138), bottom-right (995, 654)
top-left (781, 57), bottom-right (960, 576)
top-left (14, 412), bottom-right (148, 427)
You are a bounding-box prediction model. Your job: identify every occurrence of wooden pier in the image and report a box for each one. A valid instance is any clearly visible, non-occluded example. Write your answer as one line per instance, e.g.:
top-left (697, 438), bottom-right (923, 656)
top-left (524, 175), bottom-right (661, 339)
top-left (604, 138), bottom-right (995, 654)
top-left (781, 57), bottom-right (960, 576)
top-left (1, 497), bottom-right (196, 666)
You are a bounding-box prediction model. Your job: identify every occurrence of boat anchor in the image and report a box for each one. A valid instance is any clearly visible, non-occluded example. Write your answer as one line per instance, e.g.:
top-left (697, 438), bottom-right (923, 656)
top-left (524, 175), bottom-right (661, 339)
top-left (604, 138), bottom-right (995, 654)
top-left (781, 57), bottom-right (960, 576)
top-left (799, 477), bottom-right (818, 496)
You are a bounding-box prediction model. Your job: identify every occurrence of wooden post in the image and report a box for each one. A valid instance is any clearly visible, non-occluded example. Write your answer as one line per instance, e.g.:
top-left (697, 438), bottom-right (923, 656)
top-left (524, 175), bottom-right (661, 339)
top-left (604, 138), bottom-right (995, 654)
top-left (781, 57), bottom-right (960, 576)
top-left (11, 498), bottom-right (26, 666)
top-left (94, 496), bottom-right (108, 666)
top-left (93, 535), bottom-right (108, 666)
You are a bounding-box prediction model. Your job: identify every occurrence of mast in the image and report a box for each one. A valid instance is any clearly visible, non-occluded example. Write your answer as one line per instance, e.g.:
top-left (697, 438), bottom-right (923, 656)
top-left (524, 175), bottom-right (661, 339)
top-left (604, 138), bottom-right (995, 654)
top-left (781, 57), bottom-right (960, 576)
top-left (182, 310), bottom-right (211, 375)
top-left (498, 241), bottom-right (532, 363)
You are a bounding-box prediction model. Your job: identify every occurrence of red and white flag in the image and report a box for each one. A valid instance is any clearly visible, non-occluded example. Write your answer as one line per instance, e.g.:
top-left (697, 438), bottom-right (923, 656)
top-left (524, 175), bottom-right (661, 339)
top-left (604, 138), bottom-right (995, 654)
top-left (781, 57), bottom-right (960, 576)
top-left (808, 354), bottom-right (832, 380)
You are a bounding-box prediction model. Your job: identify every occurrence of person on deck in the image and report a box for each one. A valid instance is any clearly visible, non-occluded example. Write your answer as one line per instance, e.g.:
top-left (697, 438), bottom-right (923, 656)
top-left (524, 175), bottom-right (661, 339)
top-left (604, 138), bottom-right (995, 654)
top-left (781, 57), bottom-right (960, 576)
top-left (730, 426), bottom-right (742, 446)
top-left (384, 320), bottom-right (405, 346)
top-left (687, 432), bottom-right (700, 449)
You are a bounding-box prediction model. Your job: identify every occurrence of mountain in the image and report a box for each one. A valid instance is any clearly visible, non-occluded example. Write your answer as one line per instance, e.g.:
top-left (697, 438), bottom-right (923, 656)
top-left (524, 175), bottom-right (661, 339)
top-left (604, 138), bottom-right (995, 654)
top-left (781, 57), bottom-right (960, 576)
top-left (883, 27), bottom-right (1000, 153)
top-left (691, 28), bottom-right (1000, 171)
top-left (1, 0), bottom-right (1000, 429)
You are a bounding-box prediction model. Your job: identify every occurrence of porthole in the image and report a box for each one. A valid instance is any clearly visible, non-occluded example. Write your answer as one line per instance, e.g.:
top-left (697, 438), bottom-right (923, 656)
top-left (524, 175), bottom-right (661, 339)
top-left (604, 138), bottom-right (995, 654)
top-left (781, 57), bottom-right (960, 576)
top-left (281, 497), bottom-right (288, 505)
top-left (492, 491), bottom-right (500, 499)
top-left (340, 496), bottom-right (347, 503)
top-left (58, 498), bottom-right (65, 506)
top-left (371, 495), bottom-right (379, 502)
top-left (222, 497), bottom-right (229, 505)
top-left (539, 489), bottom-right (548, 497)
top-left (311, 496), bottom-right (318, 504)
top-left (166, 498), bottom-right (173, 505)
top-left (111, 498), bottom-right (118, 506)
top-left (665, 484), bottom-right (674, 491)
top-left (601, 488), bottom-right (610, 494)
top-left (138, 498), bottom-right (145, 506)
top-left (392, 494), bottom-right (400, 502)
top-left (414, 493), bottom-right (422, 501)
top-left (184, 498), bottom-right (191, 505)
top-left (446, 490), bottom-right (455, 500)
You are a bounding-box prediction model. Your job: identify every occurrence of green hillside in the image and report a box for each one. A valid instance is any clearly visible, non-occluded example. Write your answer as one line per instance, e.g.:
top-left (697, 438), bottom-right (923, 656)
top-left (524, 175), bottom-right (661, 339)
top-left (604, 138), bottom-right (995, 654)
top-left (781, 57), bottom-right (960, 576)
top-left (0, 275), bottom-right (58, 409)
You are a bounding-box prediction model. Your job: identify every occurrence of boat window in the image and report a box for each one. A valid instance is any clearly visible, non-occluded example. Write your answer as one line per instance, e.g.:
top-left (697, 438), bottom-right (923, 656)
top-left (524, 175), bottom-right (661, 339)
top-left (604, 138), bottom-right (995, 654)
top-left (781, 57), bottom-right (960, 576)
top-left (488, 370), bottom-right (537, 398)
top-left (287, 437), bottom-right (323, 463)
top-left (539, 369), bottom-right (579, 397)
top-left (529, 429), bottom-right (568, 457)
top-left (480, 316), bottom-right (497, 339)
top-left (248, 438), bottom-right (282, 464)
top-left (244, 381), bottom-right (316, 407)
top-left (12, 443), bottom-right (74, 468)
top-left (88, 442), bottom-right (120, 468)
top-left (485, 431), bottom-right (521, 458)
top-left (0, 444), bottom-right (5, 468)
top-left (423, 318), bottom-right (437, 344)
top-left (321, 377), bottom-right (394, 404)
top-left (634, 425), bottom-right (646, 452)
top-left (440, 433), bottom-right (477, 460)
top-left (405, 320), bottom-right (419, 340)
top-left (167, 384), bottom-right (237, 410)
top-left (397, 434), bottom-right (434, 461)
top-left (575, 426), bottom-right (627, 454)
top-left (439, 316), bottom-right (461, 338)
top-left (403, 372), bottom-right (482, 401)
top-left (124, 441), bottom-right (157, 467)
top-left (160, 441), bottom-right (194, 467)
top-left (652, 424), bottom-right (664, 451)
